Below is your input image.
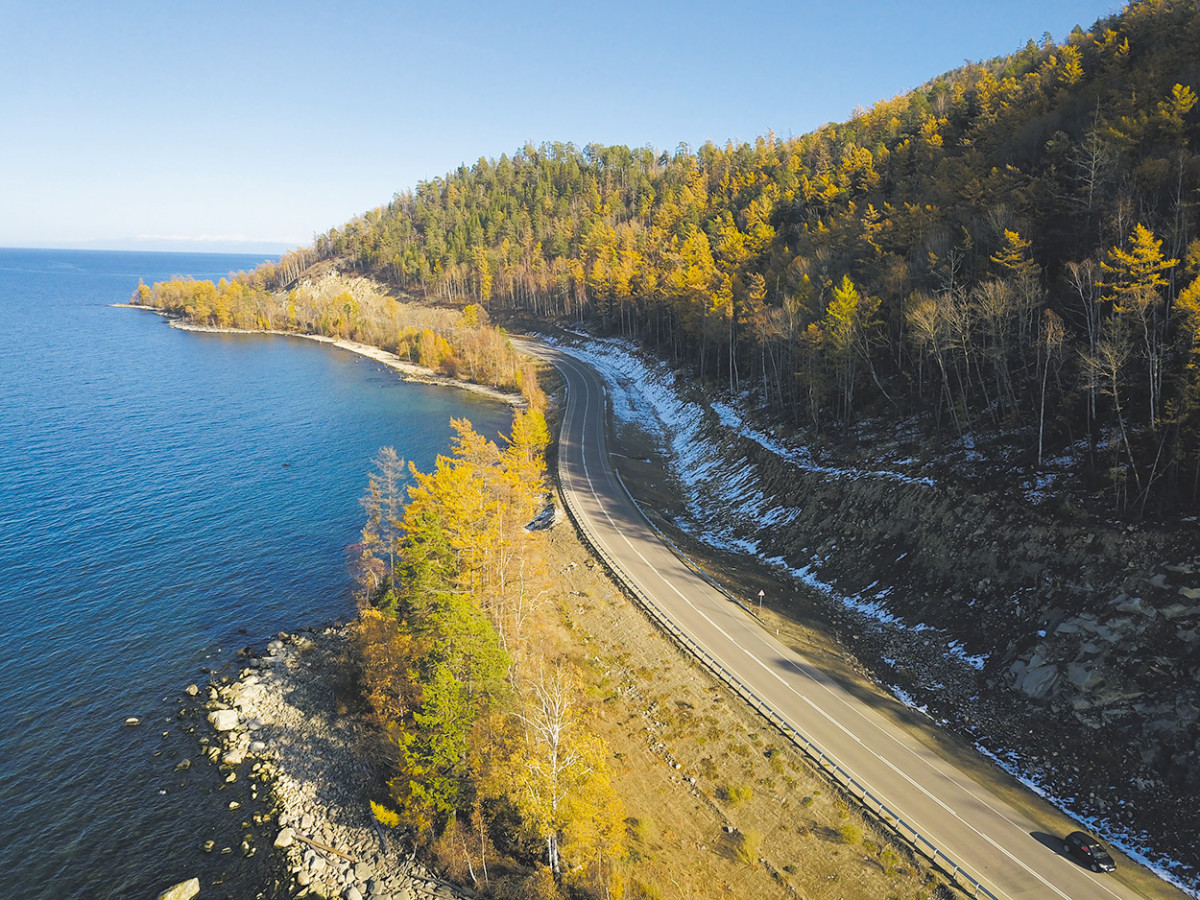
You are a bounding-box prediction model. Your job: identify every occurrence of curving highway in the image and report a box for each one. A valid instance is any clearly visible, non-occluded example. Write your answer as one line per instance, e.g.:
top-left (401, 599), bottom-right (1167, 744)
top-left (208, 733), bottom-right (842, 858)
top-left (520, 337), bottom-right (1178, 900)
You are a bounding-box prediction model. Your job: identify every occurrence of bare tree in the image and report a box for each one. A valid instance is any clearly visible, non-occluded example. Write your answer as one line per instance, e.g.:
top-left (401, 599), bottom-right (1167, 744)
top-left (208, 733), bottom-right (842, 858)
top-left (359, 447), bottom-right (408, 597)
top-left (1037, 310), bottom-right (1066, 466)
top-left (1081, 326), bottom-right (1141, 504)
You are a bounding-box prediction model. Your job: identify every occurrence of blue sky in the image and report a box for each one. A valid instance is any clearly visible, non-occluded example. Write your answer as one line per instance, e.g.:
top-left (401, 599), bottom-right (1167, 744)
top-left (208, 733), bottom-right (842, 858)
top-left (1, 0), bottom-right (1122, 253)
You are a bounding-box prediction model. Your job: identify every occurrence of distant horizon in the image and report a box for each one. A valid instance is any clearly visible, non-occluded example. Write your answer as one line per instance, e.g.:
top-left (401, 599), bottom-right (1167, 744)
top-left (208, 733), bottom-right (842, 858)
top-left (0, 240), bottom-right (292, 257)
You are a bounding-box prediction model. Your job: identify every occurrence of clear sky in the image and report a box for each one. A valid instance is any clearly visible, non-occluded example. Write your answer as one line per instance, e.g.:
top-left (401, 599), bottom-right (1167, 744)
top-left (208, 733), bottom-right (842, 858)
top-left (1, 0), bottom-right (1123, 254)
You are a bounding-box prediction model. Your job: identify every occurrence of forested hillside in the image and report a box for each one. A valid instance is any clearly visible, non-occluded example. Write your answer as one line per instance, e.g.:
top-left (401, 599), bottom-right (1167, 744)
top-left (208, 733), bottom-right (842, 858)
top-left (261, 0), bottom-right (1199, 516)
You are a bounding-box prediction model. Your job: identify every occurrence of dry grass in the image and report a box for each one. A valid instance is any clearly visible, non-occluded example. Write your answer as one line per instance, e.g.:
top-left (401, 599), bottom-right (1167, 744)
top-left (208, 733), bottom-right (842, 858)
top-left (522, 357), bottom-right (1189, 900)
top-left (539, 523), bottom-right (949, 900)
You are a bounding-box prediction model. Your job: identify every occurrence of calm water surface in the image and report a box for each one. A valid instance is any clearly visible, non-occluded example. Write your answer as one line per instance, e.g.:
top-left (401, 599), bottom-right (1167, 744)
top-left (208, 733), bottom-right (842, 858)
top-left (0, 248), bottom-right (511, 899)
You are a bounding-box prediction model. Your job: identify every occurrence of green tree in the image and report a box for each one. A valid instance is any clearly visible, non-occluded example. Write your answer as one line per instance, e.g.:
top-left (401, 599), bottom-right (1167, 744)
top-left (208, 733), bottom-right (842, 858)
top-left (822, 275), bottom-right (883, 421)
top-left (1101, 223), bottom-right (1179, 424)
top-left (474, 246), bottom-right (493, 307)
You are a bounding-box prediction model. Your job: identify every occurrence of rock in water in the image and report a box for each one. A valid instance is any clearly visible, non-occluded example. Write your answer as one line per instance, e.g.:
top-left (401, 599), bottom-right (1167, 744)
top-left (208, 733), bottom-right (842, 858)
top-left (124, 717), bottom-right (140, 727)
top-left (274, 827), bottom-right (295, 848)
top-left (208, 708), bottom-right (239, 731)
top-left (155, 877), bottom-right (200, 900)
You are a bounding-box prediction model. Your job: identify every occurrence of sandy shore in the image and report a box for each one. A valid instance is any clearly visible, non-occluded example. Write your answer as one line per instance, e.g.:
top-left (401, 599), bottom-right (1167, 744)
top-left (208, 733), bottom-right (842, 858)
top-left (174, 323), bottom-right (524, 408)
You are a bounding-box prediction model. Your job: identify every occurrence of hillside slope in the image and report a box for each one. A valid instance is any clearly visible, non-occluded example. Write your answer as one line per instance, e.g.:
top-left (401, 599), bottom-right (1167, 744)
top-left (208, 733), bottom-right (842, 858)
top-left (281, 0), bottom-right (1200, 518)
top-left (557, 330), bottom-right (1200, 890)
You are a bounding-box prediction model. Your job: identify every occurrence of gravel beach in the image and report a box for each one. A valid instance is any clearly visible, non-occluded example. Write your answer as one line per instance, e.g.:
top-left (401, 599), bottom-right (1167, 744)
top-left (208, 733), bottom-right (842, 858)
top-left (203, 627), bottom-right (472, 900)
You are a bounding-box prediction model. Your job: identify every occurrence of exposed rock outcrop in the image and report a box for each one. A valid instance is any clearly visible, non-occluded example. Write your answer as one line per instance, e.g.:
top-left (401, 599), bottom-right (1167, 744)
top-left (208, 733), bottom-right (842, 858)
top-left (155, 878), bottom-right (200, 900)
top-left (599, 338), bottom-right (1200, 884)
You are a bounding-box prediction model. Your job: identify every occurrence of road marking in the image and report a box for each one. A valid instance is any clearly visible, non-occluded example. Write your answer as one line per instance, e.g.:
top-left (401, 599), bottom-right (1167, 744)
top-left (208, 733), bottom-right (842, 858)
top-left (533, 344), bottom-right (1134, 900)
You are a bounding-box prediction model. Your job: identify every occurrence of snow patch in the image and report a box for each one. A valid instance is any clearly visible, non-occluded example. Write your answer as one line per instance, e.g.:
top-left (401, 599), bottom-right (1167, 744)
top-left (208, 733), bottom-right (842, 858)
top-left (543, 333), bottom-right (1196, 892)
top-left (973, 744), bottom-right (1200, 899)
top-left (947, 640), bottom-right (988, 671)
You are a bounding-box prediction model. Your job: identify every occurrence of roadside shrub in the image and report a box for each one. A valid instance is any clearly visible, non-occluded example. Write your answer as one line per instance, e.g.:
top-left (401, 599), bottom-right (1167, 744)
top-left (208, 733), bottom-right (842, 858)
top-left (838, 823), bottom-right (863, 845)
top-left (880, 847), bottom-right (901, 874)
top-left (721, 783), bottom-right (754, 805)
top-left (734, 829), bottom-right (763, 863)
top-left (628, 815), bottom-right (658, 845)
top-left (628, 879), bottom-right (665, 900)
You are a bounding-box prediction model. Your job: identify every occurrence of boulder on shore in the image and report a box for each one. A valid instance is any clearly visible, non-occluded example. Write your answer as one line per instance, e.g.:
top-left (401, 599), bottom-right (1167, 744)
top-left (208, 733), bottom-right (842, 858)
top-left (208, 708), bottom-right (239, 732)
top-left (155, 877), bottom-right (200, 900)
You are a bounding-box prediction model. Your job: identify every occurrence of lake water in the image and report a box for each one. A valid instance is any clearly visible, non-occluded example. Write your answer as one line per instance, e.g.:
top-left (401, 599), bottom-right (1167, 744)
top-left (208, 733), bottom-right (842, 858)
top-left (0, 248), bottom-right (512, 899)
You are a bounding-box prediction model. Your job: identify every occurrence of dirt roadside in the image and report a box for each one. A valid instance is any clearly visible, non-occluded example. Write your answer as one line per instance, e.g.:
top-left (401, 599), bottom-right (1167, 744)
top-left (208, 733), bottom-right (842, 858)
top-left (532, 362), bottom-right (1190, 900)
top-left (530, 365), bottom-right (949, 900)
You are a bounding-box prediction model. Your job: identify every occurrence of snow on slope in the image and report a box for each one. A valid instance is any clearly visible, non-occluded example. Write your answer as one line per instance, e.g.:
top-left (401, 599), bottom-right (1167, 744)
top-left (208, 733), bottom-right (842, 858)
top-left (551, 333), bottom-right (974, 656)
top-left (546, 333), bottom-right (1198, 896)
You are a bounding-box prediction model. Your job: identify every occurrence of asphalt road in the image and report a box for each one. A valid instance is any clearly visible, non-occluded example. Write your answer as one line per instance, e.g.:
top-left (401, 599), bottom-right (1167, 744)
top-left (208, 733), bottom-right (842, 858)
top-left (523, 338), bottom-right (1163, 900)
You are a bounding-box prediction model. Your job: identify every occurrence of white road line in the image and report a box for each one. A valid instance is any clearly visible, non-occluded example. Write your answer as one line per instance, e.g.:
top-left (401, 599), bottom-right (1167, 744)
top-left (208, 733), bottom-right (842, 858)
top-left (534, 343), bottom-right (1135, 900)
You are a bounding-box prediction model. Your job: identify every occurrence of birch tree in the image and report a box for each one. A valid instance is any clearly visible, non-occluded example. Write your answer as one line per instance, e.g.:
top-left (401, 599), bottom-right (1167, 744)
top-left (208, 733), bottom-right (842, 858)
top-left (505, 665), bottom-right (625, 892)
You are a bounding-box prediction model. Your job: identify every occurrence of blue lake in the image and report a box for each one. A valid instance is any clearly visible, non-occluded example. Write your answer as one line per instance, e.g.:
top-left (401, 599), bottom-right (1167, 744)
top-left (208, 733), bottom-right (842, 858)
top-left (0, 248), bottom-right (511, 898)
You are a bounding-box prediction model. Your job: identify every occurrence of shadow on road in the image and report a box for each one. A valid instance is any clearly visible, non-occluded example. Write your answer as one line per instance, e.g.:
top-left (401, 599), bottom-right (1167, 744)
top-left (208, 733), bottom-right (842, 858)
top-left (765, 653), bottom-right (940, 733)
top-left (1031, 831), bottom-right (1066, 855)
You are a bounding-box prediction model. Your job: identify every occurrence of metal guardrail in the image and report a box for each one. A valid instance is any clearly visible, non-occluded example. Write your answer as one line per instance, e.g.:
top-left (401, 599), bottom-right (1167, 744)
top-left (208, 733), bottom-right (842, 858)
top-left (550, 378), bottom-right (1001, 900)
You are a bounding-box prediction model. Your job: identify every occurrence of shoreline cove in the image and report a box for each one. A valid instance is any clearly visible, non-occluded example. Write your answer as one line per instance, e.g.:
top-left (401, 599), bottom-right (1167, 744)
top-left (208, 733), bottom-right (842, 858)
top-left (110, 304), bottom-right (525, 409)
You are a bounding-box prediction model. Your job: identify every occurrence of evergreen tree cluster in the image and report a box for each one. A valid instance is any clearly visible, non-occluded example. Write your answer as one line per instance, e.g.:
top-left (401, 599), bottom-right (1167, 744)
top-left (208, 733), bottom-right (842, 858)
top-left (353, 410), bottom-right (626, 899)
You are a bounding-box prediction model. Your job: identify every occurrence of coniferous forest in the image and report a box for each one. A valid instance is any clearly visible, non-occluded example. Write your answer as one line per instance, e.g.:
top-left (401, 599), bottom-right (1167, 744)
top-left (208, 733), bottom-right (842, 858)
top-left (217, 0), bottom-right (1196, 517)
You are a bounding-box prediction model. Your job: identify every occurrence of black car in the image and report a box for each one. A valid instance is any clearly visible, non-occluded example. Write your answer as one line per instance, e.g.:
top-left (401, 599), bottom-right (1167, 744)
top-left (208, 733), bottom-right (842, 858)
top-left (1064, 831), bottom-right (1116, 872)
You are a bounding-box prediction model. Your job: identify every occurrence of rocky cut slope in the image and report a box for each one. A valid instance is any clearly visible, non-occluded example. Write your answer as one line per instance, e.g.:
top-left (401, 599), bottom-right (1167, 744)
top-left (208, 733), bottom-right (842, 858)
top-left (558, 333), bottom-right (1200, 890)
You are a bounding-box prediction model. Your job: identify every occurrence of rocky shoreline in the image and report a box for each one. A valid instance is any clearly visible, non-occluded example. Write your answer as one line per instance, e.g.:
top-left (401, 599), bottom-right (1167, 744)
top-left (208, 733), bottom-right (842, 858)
top-left (200, 626), bottom-right (471, 900)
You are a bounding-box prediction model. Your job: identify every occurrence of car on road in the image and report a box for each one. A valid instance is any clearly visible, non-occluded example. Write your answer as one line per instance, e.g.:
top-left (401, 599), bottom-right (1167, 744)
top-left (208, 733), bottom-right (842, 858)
top-left (1064, 831), bottom-right (1116, 872)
